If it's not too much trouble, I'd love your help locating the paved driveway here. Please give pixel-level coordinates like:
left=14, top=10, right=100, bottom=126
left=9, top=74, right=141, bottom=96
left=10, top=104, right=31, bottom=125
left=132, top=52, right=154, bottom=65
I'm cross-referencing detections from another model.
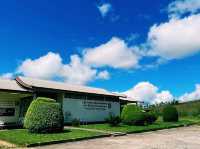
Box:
left=35, top=126, right=200, bottom=149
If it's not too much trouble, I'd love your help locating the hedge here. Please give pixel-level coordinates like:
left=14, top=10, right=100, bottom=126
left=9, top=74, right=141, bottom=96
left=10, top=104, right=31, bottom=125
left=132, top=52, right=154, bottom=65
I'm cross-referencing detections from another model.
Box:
left=163, top=105, right=179, bottom=122
left=24, top=97, right=64, bottom=133
left=121, top=104, right=145, bottom=125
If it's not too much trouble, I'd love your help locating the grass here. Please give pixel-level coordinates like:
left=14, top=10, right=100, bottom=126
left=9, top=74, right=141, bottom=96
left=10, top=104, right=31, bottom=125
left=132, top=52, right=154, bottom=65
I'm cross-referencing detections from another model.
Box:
left=181, top=117, right=200, bottom=125
left=0, top=118, right=199, bottom=147
left=80, top=118, right=197, bottom=133
left=0, top=129, right=105, bottom=147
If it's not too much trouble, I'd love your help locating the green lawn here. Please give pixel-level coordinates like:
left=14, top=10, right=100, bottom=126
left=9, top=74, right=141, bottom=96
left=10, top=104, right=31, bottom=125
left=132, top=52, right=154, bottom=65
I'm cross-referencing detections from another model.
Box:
left=80, top=119, right=197, bottom=133
left=181, top=117, right=200, bottom=123
left=0, top=118, right=198, bottom=147
left=0, top=129, right=105, bottom=147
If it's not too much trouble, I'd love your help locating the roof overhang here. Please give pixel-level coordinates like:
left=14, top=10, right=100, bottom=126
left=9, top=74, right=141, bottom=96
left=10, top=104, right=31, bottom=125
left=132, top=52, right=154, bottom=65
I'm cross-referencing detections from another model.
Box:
left=119, top=97, right=141, bottom=103
left=0, top=78, right=30, bottom=94
left=16, top=76, right=124, bottom=98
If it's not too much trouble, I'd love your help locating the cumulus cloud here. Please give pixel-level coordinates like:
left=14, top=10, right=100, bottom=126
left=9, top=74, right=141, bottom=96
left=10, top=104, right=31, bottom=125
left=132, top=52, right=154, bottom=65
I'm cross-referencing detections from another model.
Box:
left=83, top=37, right=140, bottom=69
left=16, top=37, right=141, bottom=84
left=97, top=3, right=112, bottom=17
left=154, top=90, right=174, bottom=103
left=179, top=84, right=200, bottom=102
left=60, top=55, right=97, bottom=85
left=147, top=14, right=200, bottom=60
left=17, top=52, right=109, bottom=85
left=17, top=52, right=63, bottom=80
left=124, top=82, right=158, bottom=103
left=122, top=81, right=200, bottom=104
left=0, top=73, right=14, bottom=80
left=168, top=0, right=200, bottom=18
left=123, top=82, right=174, bottom=104
left=14, top=1, right=200, bottom=83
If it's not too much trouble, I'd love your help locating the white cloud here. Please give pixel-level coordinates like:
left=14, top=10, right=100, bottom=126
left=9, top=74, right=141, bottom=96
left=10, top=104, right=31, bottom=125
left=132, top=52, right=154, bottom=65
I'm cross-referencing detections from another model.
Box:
left=124, top=82, right=158, bottom=103
left=154, top=90, right=174, bottom=103
left=168, top=0, right=200, bottom=18
left=60, top=55, right=98, bottom=85
left=97, top=70, right=110, bottom=80
left=0, top=73, right=14, bottom=80
left=179, top=84, right=200, bottom=102
left=83, top=37, right=140, bottom=69
left=17, top=52, right=111, bottom=85
left=147, top=14, right=200, bottom=60
left=123, top=82, right=174, bottom=104
left=139, top=0, right=200, bottom=64
left=97, top=3, right=112, bottom=17
left=17, top=52, right=63, bottom=80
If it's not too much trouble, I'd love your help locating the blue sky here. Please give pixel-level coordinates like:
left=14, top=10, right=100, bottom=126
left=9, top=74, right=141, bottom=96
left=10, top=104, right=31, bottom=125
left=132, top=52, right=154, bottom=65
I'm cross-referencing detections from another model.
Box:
left=1, top=0, right=200, bottom=103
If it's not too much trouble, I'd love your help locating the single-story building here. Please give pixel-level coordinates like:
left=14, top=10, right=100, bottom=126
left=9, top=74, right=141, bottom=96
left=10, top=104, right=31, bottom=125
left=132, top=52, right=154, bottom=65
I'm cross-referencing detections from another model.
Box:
left=0, top=76, right=126, bottom=126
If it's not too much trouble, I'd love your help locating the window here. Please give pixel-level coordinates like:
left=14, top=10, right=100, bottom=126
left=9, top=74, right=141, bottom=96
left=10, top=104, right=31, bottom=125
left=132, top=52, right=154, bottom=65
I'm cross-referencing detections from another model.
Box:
left=87, top=94, right=103, bottom=101
left=0, top=108, right=15, bottom=116
left=65, top=93, right=86, bottom=99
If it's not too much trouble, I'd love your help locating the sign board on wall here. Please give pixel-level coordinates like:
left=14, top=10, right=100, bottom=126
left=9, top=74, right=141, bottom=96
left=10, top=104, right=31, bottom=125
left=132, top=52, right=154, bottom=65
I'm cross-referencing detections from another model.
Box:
left=63, top=98, right=120, bottom=122
left=82, top=100, right=112, bottom=111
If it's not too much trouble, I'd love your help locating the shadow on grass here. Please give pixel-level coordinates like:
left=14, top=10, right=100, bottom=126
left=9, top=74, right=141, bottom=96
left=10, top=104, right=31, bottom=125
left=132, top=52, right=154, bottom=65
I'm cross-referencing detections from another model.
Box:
left=25, top=129, right=72, bottom=135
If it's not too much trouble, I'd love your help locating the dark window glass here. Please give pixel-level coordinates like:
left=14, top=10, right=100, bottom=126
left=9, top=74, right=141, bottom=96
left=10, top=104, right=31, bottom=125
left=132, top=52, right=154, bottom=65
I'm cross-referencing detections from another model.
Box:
left=0, top=108, right=15, bottom=116
left=65, top=93, right=86, bottom=99
left=87, top=95, right=103, bottom=100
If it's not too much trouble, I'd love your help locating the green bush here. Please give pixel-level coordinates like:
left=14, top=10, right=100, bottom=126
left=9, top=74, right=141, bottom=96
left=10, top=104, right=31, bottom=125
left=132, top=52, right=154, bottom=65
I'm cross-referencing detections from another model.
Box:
left=105, top=113, right=121, bottom=126
left=72, top=118, right=80, bottom=127
left=163, top=105, right=179, bottom=122
left=145, top=112, right=158, bottom=124
left=24, top=97, right=64, bottom=133
left=121, top=104, right=146, bottom=125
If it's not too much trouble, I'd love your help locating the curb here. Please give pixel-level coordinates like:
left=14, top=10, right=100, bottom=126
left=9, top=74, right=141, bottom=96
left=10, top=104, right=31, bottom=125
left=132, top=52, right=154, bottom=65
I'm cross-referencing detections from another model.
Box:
left=27, top=134, right=111, bottom=147
left=111, top=132, right=127, bottom=137
left=126, top=123, right=195, bottom=134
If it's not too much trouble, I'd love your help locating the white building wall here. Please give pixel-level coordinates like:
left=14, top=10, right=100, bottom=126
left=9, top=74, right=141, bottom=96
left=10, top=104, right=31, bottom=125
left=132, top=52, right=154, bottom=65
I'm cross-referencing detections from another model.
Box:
left=63, top=98, right=120, bottom=123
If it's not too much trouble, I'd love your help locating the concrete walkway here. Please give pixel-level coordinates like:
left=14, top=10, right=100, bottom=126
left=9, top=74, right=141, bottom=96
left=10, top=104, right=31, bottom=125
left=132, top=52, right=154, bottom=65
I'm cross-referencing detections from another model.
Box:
left=0, top=140, right=16, bottom=148
left=35, top=125, right=200, bottom=149
left=64, top=126, right=126, bottom=136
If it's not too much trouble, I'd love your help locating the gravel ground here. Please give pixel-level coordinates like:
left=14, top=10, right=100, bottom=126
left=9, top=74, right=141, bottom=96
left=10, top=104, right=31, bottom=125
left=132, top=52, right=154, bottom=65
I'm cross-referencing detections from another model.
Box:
left=35, top=126, right=200, bottom=149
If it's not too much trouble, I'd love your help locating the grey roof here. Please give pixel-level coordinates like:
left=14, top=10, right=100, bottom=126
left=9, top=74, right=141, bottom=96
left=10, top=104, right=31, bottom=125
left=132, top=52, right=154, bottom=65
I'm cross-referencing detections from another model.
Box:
left=0, top=78, right=28, bottom=92
left=16, top=76, right=125, bottom=97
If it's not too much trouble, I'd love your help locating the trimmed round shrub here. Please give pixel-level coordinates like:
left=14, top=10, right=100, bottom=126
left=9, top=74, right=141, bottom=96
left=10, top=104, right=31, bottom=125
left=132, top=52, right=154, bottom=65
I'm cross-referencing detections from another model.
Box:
left=163, top=105, right=179, bottom=122
left=24, top=97, right=64, bottom=133
left=121, top=104, right=146, bottom=126
left=145, top=112, right=158, bottom=124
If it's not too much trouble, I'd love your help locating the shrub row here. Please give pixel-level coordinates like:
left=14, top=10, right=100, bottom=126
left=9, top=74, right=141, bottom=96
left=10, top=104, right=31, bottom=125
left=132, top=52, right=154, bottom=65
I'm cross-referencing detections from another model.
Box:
left=111, top=104, right=179, bottom=127
left=25, top=97, right=179, bottom=133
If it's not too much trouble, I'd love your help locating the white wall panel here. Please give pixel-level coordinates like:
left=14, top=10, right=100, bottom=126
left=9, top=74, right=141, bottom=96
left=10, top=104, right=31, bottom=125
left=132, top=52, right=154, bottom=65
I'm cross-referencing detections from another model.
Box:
left=63, top=98, right=120, bottom=122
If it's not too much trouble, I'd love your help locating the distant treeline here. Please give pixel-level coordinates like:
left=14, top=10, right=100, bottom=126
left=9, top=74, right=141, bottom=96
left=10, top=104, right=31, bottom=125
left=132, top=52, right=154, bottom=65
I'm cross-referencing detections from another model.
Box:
left=149, top=100, right=200, bottom=117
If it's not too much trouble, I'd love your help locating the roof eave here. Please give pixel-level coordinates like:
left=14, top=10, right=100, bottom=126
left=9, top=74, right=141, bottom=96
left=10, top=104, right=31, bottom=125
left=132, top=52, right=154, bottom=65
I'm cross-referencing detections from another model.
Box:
left=15, top=77, right=33, bottom=90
